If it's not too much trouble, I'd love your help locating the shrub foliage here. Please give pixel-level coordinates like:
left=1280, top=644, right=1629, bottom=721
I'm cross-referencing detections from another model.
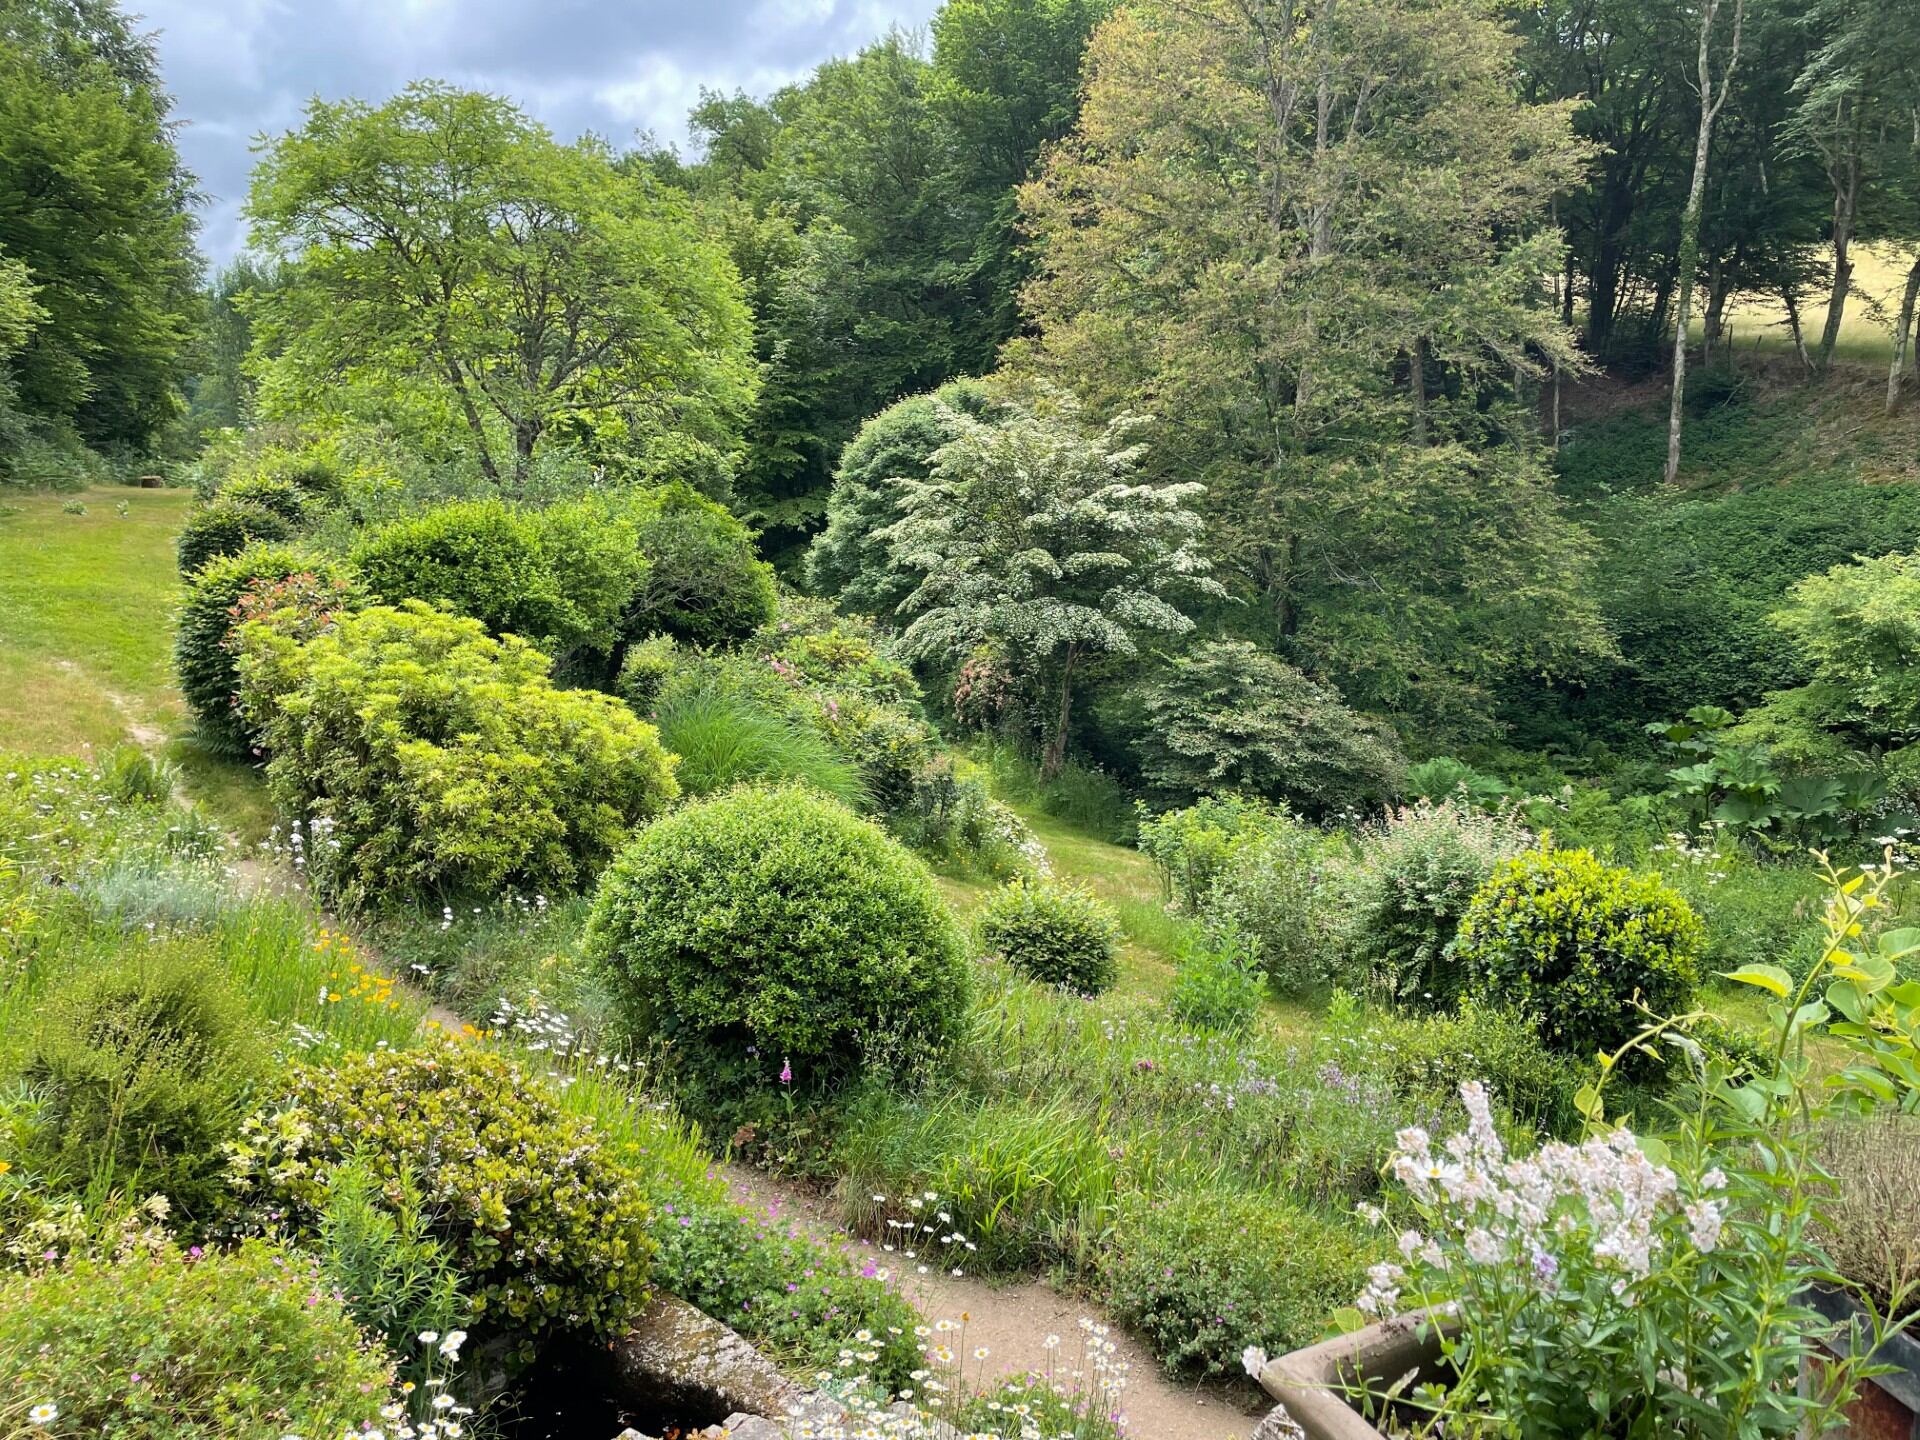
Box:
left=974, top=878, right=1121, bottom=994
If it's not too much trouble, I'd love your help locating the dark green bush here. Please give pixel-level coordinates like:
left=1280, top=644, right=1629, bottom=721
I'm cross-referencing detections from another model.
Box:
left=585, top=784, right=968, bottom=1090
left=1133, top=640, right=1406, bottom=815
left=1202, top=813, right=1346, bottom=992
left=240, top=602, right=679, bottom=909
left=620, top=482, right=777, bottom=648
left=1348, top=800, right=1533, bottom=1008
left=1098, top=1188, right=1376, bottom=1379
left=11, top=945, right=268, bottom=1223
left=0, top=1241, right=395, bottom=1436
left=216, top=471, right=308, bottom=525
left=175, top=542, right=358, bottom=756
left=231, top=1042, right=654, bottom=1358
left=974, top=879, right=1121, bottom=994
left=1456, top=848, right=1705, bottom=1060
left=175, top=497, right=294, bottom=576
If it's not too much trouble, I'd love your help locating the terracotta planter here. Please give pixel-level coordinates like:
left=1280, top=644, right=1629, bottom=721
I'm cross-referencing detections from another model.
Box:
left=1256, top=1313, right=1445, bottom=1440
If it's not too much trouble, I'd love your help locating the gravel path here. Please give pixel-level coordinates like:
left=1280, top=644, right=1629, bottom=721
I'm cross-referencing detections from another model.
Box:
left=721, top=1165, right=1263, bottom=1440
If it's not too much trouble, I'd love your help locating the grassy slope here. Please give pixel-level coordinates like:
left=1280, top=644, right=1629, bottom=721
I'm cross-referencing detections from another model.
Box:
left=1692, top=242, right=1916, bottom=367
left=0, top=486, right=188, bottom=751
left=0, top=484, right=275, bottom=835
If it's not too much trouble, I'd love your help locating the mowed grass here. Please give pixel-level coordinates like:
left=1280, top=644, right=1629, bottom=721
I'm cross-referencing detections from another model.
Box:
left=0, top=485, right=188, bottom=752
left=0, top=484, right=275, bottom=836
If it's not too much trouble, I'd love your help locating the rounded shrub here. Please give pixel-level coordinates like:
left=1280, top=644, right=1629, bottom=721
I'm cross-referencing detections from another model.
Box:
left=216, top=471, right=308, bottom=525
left=1455, top=847, right=1706, bottom=1059
left=621, top=482, right=777, bottom=648
left=240, top=602, right=679, bottom=909
left=0, top=1240, right=395, bottom=1437
left=175, top=497, right=293, bottom=576
left=585, top=784, right=968, bottom=1089
left=974, top=878, right=1120, bottom=994
left=1348, top=800, right=1533, bottom=1008
left=230, top=1042, right=654, bottom=1359
left=615, top=632, right=679, bottom=715
left=12, top=945, right=268, bottom=1224
left=351, top=498, right=569, bottom=644
left=1098, top=1188, right=1378, bottom=1379
left=175, top=542, right=358, bottom=756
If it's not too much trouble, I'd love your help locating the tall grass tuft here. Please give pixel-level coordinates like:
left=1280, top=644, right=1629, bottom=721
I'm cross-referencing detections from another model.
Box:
left=655, top=686, right=869, bottom=809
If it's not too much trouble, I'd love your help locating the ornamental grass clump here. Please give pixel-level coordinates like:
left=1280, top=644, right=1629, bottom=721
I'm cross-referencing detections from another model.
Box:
left=1455, top=847, right=1703, bottom=1061
left=974, top=878, right=1120, bottom=994
left=227, top=1041, right=655, bottom=1360
left=585, top=784, right=968, bottom=1095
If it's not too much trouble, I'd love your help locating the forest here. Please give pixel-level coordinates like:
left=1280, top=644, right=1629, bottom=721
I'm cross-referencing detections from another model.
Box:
left=3, top=0, right=1920, bottom=1437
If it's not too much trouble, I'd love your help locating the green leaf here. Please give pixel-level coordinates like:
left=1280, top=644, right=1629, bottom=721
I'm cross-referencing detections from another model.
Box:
left=1720, top=964, right=1792, bottom=998
left=1635, top=1135, right=1671, bottom=1167
left=1827, top=978, right=1865, bottom=1023
left=1877, top=928, right=1920, bottom=960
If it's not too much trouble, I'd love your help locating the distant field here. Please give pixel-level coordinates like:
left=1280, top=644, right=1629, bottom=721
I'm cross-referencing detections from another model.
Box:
left=0, top=485, right=189, bottom=753
left=1695, top=243, right=1917, bottom=367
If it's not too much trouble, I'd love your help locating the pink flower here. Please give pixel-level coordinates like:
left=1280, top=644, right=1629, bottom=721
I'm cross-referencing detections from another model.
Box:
left=779, top=1058, right=793, bottom=1086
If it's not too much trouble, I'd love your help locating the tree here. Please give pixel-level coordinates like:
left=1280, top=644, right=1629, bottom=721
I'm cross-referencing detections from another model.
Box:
left=1132, top=640, right=1406, bottom=814
left=248, top=83, right=755, bottom=487
left=1019, top=0, right=1609, bottom=741
left=805, top=377, right=994, bottom=615
left=883, top=397, right=1222, bottom=776
left=0, top=246, right=44, bottom=473
left=1665, top=0, right=1746, bottom=485
left=0, top=0, right=201, bottom=451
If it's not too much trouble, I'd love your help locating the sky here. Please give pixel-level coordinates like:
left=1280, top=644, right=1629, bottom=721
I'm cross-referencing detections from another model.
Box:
left=135, top=0, right=941, bottom=266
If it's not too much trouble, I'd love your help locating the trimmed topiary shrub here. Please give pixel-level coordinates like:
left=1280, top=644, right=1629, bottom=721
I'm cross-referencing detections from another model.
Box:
left=973, top=878, right=1120, bottom=994
left=1348, top=800, right=1533, bottom=1008
left=620, top=482, right=777, bottom=648
left=229, top=1042, right=654, bottom=1360
left=585, top=784, right=968, bottom=1091
left=175, top=542, right=358, bottom=756
left=239, top=602, right=679, bottom=909
left=0, top=1240, right=396, bottom=1436
left=350, top=498, right=569, bottom=645
left=11, top=944, right=268, bottom=1224
left=1455, top=847, right=1705, bottom=1060
left=216, top=471, right=308, bottom=525
left=1098, top=1188, right=1378, bottom=1379
left=175, top=497, right=293, bottom=576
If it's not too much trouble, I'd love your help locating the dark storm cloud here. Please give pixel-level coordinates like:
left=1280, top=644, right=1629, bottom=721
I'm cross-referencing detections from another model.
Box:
left=135, top=0, right=941, bottom=264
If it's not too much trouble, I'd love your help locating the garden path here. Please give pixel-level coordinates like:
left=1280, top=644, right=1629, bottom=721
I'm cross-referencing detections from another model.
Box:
left=721, top=1163, right=1264, bottom=1440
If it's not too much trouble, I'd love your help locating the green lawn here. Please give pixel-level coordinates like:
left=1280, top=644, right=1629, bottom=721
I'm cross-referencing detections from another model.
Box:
left=0, top=485, right=189, bottom=752
left=0, top=484, right=275, bottom=836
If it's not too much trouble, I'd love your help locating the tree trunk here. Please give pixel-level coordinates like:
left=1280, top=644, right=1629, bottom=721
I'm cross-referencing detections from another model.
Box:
left=1408, top=336, right=1430, bottom=446
left=512, top=419, right=540, bottom=487
left=1041, top=647, right=1078, bottom=781
left=1890, top=254, right=1920, bottom=414
left=1817, top=157, right=1860, bottom=373
left=1782, top=285, right=1814, bottom=371
left=1703, top=258, right=1731, bottom=366
left=1667, top=0, right=1743, bottom=486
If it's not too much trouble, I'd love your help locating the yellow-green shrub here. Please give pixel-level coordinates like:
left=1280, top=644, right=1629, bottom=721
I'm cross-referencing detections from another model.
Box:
left=240, top=602, right=677, bottom=909
left=1456, top=848, right=1704, bottom=1059
left=229, top=1042, right=654, bottom=1358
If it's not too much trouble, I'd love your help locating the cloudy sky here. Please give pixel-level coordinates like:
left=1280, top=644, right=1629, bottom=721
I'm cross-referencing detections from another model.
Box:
left=135, top=0, right=940, bottom=265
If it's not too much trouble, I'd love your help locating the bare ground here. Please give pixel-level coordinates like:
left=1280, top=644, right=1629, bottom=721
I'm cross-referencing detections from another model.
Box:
left=721, top=1164, right=1265, bottom=1440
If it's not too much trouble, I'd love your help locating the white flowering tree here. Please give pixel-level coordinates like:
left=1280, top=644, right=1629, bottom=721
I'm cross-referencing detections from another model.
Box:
left=881, top=398, right=1222, bottom=777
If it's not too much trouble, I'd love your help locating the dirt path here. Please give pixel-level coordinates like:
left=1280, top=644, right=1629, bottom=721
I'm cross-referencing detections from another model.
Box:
left=722, top=1165, right=1262, bottom=1440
